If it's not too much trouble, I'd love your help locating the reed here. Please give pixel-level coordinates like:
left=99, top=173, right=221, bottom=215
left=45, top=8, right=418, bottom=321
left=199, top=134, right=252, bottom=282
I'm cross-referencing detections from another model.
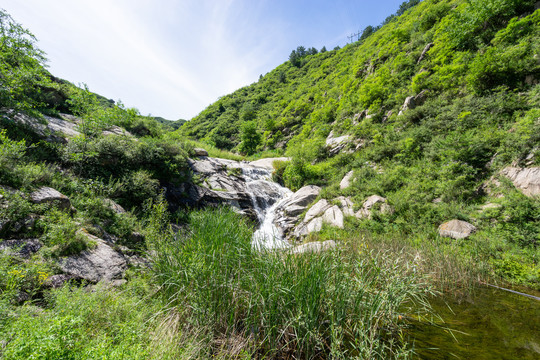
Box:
left=148, top=205, right=434, bottom=359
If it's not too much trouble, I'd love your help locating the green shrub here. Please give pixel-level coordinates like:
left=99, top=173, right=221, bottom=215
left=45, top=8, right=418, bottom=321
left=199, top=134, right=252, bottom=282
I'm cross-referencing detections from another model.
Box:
left=41, top=210, right=93, bottom=257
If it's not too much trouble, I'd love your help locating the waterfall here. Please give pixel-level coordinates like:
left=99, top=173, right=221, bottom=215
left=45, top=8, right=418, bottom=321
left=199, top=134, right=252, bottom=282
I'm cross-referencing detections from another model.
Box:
left=241, top=165, right=293, bottom=249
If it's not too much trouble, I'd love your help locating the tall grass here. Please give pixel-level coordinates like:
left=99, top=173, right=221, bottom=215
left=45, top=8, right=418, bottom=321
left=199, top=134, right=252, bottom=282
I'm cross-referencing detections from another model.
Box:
left=148, top=204, right=434, bottom=359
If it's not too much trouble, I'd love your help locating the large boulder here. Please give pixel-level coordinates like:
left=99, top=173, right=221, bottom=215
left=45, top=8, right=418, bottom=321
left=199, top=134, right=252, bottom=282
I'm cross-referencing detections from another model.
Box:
left=290, top=240, right=337, bottom=254
left=340, top=171, right=354, bottom=190
left=335, top=196, right=355, bottom=216
left=500, top=167, right=540, bottom=197
left=322, top=205, right=344, bottom=229
left=274, top=185, right=321, bottom=236
left=304, top=199, right=331, bottom=223
left=56, top=234, right=127, bottom=283
left=438, top=220, right=476, bottom=239
left=30, top=187, right=71, bottom=210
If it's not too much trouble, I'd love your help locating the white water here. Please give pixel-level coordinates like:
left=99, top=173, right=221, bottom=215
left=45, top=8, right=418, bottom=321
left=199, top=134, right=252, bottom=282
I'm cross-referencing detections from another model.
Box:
left=241, top=166, right=293, bottom=249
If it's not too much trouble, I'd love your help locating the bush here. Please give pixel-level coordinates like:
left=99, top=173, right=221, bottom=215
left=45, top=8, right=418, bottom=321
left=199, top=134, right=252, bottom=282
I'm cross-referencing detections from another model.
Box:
left=41, top=210, right=93, bottom=257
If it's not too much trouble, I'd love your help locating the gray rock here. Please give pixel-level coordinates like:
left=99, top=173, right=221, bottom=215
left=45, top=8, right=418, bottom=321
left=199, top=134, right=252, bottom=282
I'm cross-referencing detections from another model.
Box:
left=294, top=217, right=324, bottom=237
left=30, top=187, right=71, bottom=210
left=290, top=240, right=337, bottom=254
left=326, top=130, right=352, bottom=156
left=500, top=167, right=540, bottom=197
left=340, top=171, right=354, bottom=190
left=438, top=220, right=476, bottom=239
left=104, top=199, right=126, bottom=214
left=335, top=196, right=355, bottom=216
left=274, top=185, right=321, bottom=237
left=46, top=274, right=78, bottom=288
left=417, top=43, right=434, bottom=64
left=57, top=235, right=127, bottom=283
left=0, top=239, right=42, bottom=258
left=248, top=157, right=290, bottom=170
left=304, top=199, right=331, bottom=223
left=355, top=195, right=392, bottom=219
left=322, top=205, right=344, bottom=229
left=193, top=147, right=209, bottom=157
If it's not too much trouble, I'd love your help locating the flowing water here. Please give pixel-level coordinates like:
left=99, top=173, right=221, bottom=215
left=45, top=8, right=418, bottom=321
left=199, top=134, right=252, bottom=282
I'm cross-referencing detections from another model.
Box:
left=241, top=165, right=292, bottom=249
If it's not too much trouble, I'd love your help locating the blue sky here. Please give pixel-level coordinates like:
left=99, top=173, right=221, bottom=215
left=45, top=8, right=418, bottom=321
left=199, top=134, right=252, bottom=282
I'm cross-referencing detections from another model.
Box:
left=2, top=0, right=406, bottom=120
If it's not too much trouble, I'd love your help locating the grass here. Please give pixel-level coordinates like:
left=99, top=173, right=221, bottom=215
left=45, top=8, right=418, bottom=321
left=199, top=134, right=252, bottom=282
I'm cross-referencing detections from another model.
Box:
left=148, top=205, right=435, bottom=359
left=186, top=139, right=245, bottom=161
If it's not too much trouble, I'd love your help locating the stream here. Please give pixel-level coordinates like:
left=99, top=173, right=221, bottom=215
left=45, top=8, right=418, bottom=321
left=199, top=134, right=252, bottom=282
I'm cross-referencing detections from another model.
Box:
left=241, top=165, right=292, bottom=250
left=238, top=162, right=540, bottom=359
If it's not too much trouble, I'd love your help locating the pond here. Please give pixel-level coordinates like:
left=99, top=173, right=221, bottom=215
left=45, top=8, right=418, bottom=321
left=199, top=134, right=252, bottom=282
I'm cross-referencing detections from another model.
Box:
left=409, top=285, right=540, bottom=359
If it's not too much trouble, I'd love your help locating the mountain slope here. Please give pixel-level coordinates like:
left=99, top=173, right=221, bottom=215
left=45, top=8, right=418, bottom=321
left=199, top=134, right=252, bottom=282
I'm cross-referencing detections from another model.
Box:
left=181, top=0, right=540, bottom=287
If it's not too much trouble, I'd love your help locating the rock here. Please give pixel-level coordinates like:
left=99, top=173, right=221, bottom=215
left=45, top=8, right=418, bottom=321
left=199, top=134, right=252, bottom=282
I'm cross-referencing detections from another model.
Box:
left=398, top=96, right=415, bottom=116
left=46, top=274, right=77, bottom=288
left=322, top=206, right=344, bottom=229
left=56, top=234, right=127, bottom=283
left=293, top=217, right=324, bottom=237
left=335, top=196, right=355, bottom=216
left=248, top=157, right=290, bottom=170
left=438, top=220, right=476, bottom=239
left=355, top=195, right=392, bottom=219
left=0, top=239, right=42, bottom=258
left=193, top=147, right=209, bottom=157
left=326, top=130, right=352, bottom=156
left=280, top=185, right=321, bottom=209
left=340, top=171, right=354, bottom=190
left=30, top=187, right=71, bottom=210
left=304, top=199, right=331, bottom=223
left=104, top=199, right=126, bottom=214
left=417, top=43, right=434, bottom=64
left=500, top=167, right=540, bottom=197
left=130, top=232, right=145, bottom=245
left=290, top=240, right=337, bottom=254
left=274, top=185, right=322, bottom=237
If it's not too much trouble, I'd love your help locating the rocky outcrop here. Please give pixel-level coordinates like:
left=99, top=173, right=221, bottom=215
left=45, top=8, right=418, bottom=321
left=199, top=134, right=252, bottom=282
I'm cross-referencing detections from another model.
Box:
left=290, top=240, right=337, bottom=254
left=438, top=220, right=476, bottom=239
left=291, top=196, right=354, bottom=238
left=0, top=239, right=42, bottom=258
left=56, top=234, right=127, bottom=283
left=166, top=157, right=289, bottom=222
left=326, top=130, right=352, bottom=156
left=500, top=167, right=540, bottom=197
left=30, top=187, right=71, bottom=210
left=273, top=185, right=321, bottom=237
left=417, top=43, right=434, bottom=64
left=340, top=171, right=354, bottom=190
left=7, top=110, right=132, bottom=143
left=355, top=195, right=393, bottom=219
left=193, top=148, right=209, bottom=157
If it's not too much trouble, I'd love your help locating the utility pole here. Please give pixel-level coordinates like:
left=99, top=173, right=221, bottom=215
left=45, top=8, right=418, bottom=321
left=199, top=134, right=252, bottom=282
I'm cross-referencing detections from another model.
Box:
left=347, top=31, right=362, bottom=43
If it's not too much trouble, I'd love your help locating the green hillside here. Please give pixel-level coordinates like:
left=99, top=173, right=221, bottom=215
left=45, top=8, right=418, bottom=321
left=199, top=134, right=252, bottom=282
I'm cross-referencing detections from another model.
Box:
left=182, top=0, right=540, bottom=286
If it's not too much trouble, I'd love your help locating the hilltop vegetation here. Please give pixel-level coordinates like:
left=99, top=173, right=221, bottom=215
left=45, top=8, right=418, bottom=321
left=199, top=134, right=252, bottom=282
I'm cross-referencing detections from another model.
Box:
left=182, top=0, right=540, bottom=288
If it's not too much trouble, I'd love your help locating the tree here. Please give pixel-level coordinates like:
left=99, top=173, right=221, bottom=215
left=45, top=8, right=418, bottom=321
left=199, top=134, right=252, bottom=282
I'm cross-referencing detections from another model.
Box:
left=238, top=121, right=261, bottom=155
left=0, top=9, right=49, bottom=111
left=359, top=25, right=375, bottom=42
left=320, top=46, right=327, bottom=53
